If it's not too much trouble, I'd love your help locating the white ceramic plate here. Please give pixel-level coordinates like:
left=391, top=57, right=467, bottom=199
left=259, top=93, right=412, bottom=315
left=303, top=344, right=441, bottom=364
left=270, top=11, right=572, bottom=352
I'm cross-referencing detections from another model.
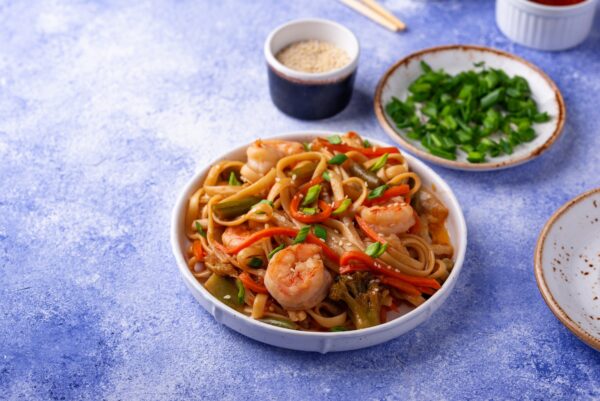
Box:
left=535, top=188, right=600, bottom=351
left=374, top=45, right=566, bottom=171
left=171, top=131, right=467, bottom=353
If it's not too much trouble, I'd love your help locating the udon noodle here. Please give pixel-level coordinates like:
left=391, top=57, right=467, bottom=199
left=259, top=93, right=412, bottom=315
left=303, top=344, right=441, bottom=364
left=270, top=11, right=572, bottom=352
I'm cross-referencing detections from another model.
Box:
left=185, top=132, right=454, bottom=331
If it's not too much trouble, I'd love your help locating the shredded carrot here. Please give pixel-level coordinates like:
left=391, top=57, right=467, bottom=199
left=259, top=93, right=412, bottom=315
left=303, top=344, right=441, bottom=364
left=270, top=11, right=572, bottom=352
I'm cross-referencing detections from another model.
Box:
left=339, top=263, right=371, bottom=274
left=192, top=240, right=204, bottom=261
left=224, top=227, right=339, bottom=263
left=380, top=277, right=421, bottom=296
left=417, top=286, right=436, bottom=295
left=339, top=250, right=441, bottom=290
left=239, top=272, right=269, bottom=294
left=372, top=262, right=441, bottom=289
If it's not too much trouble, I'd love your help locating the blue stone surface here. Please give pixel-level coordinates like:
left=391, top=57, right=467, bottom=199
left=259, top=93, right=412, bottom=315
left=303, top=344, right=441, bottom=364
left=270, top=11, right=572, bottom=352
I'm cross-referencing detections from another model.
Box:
left=1, top=0, right=599, bottom=399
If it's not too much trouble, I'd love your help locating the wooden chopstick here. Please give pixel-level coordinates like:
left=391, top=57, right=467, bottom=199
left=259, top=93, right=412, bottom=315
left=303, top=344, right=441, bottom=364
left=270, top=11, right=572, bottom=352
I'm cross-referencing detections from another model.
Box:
left=361, top=0, right=406, bottom=31
left=339, top=0, right=399, bottom=32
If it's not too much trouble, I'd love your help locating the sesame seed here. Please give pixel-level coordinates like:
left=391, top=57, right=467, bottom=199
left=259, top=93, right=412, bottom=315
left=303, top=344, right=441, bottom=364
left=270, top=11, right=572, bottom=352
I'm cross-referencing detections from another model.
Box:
left=223, top=295, right=231, bottom=300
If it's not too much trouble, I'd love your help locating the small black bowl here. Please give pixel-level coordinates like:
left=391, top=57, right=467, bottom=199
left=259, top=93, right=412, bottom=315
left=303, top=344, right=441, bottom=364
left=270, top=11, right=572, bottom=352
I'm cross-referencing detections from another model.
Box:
left=264, top=19, right=360, bottom=120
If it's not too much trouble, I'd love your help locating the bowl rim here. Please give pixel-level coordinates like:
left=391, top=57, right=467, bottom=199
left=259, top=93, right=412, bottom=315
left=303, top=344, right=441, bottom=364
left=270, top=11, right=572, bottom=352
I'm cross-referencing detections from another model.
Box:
left=504, top=0, right=598, bottom=14
left=171, top=130, right=467, bottom=339
left=263, top=18, right=360, bottom=83
left=373, top=44, right=566, bottom=172
left=534, top=187, right=600, bottom=351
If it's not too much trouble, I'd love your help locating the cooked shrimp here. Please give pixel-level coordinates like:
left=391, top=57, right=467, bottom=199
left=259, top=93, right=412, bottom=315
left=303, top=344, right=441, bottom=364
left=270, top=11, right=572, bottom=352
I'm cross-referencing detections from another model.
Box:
left=221, top=224, right=253, bottom=249
left=222, top=225, right=265, bottom=269
left=241, top=140, right=303, bottom=179
left=264, top=244, right=333, bottom=311
left=360, top=198, right=416, bottom=235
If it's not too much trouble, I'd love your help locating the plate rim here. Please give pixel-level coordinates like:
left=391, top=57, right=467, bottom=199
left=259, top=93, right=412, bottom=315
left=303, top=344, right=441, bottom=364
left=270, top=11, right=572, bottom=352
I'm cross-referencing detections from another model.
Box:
left=373, top=44, right=567, bottom=171
left=170, top=130, right=467, bottom=349
left=534, top=187, right=600, bottom=351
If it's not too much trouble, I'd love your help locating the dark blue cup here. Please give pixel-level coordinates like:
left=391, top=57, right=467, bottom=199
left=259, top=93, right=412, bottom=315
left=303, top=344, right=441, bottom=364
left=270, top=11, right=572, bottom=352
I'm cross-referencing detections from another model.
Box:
left=264, top=19, right=360, bottom=120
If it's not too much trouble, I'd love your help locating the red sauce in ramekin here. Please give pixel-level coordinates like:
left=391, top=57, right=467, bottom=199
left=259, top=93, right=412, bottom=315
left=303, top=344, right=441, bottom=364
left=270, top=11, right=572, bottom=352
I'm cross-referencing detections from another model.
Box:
left=529, top=0, right=587, bottom=5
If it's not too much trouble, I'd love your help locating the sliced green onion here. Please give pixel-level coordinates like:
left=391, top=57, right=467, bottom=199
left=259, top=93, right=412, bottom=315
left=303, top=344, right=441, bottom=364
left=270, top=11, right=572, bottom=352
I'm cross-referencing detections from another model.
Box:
left=259, top=318, right=298, bottom=330
left=314, top=225, right=327, bottom=241
left=228, top=171, right=241, bottom=186
left=322, top=170, right=331, bottom=182
left=332, top=198, right=352, bottom=215
left=212, top=196, right=262, bottom=220
left=467, top=151, right=485, bottom=163
left=257, top=199, right=273, bottom=207
left=235, top=278, right=245, bottom=305
left=327, top=135, right=342, bottom=144
left=369, top=153, right=389, bottom=172
left=363, top=139, right=372, bottom=148
left=268, top=244, right=285, bottom=259
left=300, top=207, right=317, bottom=215
left=248, top=257, right=263, bottom=268
left=480, top=88, right=504, bottom=109
left=328, top=154, right=348, bottom=165
left=302, top=142, right=311, bottom=151
left=293, top=226, right=310, bottom=244
left=367, top=184, right=389, bottom=200
left=302, top=184, right=321, bottom=206
left=365, top=242, right=388, bottom=258
left=330, top=326, right=348, bottom=332
left=384, top=64, right=548, bottom=164
left=195, top=221, right=207, bottom=237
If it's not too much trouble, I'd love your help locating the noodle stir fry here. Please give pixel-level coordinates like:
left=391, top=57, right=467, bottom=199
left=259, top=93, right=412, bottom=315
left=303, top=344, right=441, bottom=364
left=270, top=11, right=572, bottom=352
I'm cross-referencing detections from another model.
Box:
left=185, top=132, right=454, bottom=331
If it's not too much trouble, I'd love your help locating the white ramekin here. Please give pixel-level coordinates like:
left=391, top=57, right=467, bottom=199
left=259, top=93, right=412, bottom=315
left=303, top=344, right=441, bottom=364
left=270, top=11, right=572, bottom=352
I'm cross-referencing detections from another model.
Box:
left=496, top=0, right=598, bottom=51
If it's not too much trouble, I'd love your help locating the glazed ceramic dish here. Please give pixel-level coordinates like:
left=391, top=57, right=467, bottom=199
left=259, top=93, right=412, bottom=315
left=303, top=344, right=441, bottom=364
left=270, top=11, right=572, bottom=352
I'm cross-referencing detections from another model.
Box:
left=535, top=188, right=600, bottom=351
left=374, top=45, right=566, bottom=171
left=171, top=131, right=467, bottom=353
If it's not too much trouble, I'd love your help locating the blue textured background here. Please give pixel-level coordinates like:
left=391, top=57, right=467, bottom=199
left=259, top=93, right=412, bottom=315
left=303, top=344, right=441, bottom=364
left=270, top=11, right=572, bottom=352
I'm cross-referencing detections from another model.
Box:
left=1, top=0, right=599, bottom=399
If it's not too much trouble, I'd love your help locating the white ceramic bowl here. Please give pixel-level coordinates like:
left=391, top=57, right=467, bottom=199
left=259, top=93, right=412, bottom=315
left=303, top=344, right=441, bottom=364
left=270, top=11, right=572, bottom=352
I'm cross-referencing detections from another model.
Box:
left=171, top=131, right=467, bottom=353
left=496, top=0, right=598, bottom=51
left=374, top=45, right=566, bottom=171
left=535, top=188, right=600, bottom=351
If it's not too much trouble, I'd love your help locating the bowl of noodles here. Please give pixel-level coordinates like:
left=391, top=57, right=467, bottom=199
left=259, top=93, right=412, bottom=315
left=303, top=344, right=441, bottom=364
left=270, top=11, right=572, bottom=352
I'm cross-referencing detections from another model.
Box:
left=171, top=131, right=467, bottom=352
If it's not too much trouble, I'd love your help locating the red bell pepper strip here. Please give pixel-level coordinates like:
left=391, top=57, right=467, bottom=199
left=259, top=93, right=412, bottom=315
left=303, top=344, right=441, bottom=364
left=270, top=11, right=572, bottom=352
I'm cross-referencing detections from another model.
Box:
left=239, top=272, right=269, bottom=294
left=363, top=184, right=411, bottom=206
left=290, top=197, right=332, bottom=224
left=288, top=176, right=332, bottom=223
left=355, top=215, right=387, bottom=244
left=315, top=138, right=400, bottom=158
left=223, top=227, right=339, bottom=263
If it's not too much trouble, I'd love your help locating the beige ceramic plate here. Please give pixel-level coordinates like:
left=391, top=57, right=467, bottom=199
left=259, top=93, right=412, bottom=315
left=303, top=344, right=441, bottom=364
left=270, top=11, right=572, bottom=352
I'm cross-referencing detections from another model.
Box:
left=374, top=45, right=566, bottom=171
left=535, top=188, right=600, bottom=351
